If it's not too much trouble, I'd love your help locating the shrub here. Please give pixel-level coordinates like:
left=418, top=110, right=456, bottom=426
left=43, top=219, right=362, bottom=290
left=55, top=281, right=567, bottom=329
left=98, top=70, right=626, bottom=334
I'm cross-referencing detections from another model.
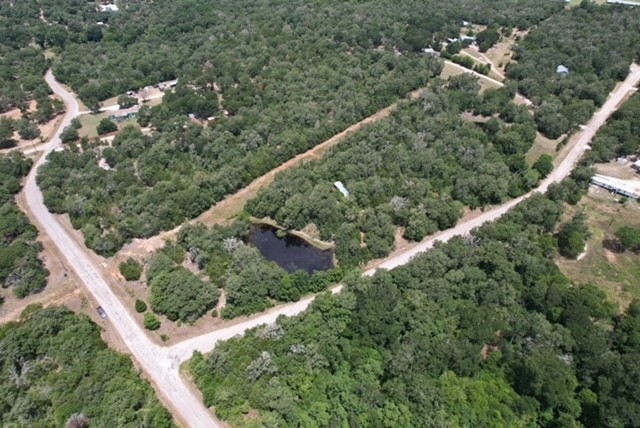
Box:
left=119, top=258, right=143, bottom=281
left=135, top=299, right=148, bottom=313
left=60, top=126, right=79, bottom=144
left=615, top=226, right=640, bottom=251
left=97, top=118, right=117, bottom=135
left=143, top=312, right=161, bottom=330
left=533, top=154, right=554, bottom=178
left=558, top=214, right=589, bottom=259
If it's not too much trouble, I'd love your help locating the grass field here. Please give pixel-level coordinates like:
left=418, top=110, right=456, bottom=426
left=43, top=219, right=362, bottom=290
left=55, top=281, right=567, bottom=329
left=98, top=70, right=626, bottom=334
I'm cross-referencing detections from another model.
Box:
left=557, top=187, right=640, bottom=309
left=440, top=61, right=502, bottom=92
left=78, top=112, right=141, bottom=139
left=526, top=133, right=563, bottom=166
left=78, top=112, right=106, bottom=138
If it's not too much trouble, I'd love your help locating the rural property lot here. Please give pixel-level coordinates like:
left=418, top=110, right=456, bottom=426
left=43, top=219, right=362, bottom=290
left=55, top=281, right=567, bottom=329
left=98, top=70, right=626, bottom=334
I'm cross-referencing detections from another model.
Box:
left=17, top=61, right=640, bottom=427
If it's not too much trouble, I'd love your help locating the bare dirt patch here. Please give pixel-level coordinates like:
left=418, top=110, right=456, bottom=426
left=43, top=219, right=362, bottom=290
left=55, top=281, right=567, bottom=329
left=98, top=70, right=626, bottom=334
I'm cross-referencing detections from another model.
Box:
left=595, top=161, right=640, bottom=180
left=0, top=108, right=23, bottom=120
left=604, top=248, right=618, bottom=264
left=0, top=106, right=64, bottom=156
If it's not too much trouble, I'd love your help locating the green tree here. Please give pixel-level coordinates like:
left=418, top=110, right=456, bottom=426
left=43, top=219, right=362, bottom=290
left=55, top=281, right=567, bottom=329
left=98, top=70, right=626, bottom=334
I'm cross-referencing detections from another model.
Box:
left=0, top=118, right=15, bottom=149
left=558, top=213, right=589, bottom=259
left=615, top=226, right=640, bottom=251
left=144, top=312, right=161, bottom=330
left=97, top=118, right=118, bottom=135
left=119, top=258, right=143, bottom=280
left=135, top=299, right=148, bottom=313
left=16, top=119, right=41, bottom=140
left=150, top=268, right=219, bottom=322
left=117, top=94, right=138, bottom=109
left=0, top=307, right=173, bottom=426
left=60, top=125, right=79, bottom=144
left=533, top=154, right=554, bottom=178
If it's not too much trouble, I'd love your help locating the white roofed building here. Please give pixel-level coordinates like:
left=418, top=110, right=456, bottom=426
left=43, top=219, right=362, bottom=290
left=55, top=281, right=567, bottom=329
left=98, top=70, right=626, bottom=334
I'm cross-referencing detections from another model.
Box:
left=334, top=181, right=350, bottom=198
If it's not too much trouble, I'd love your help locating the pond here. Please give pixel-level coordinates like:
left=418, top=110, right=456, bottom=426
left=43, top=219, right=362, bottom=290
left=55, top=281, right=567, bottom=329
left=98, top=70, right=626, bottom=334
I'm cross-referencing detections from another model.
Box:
left=249, top=224, right=334, bottom=274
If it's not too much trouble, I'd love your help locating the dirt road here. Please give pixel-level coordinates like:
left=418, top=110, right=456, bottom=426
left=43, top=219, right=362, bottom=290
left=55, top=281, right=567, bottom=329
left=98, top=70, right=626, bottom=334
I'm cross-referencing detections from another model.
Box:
left=167, top=63, right=640, bottom=362
left=119, top=85, right=429, bottom=256
left=23, top=71, right=222, bottom=428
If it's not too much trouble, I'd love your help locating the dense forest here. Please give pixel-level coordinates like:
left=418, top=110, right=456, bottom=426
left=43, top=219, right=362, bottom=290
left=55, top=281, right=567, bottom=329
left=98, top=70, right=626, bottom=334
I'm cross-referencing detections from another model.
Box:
left=190, top=177, right=640, bottom=427
left=0, top=0, right=78, bottom=147
left=50, top=0, right=563, bottom=106
left=0, top=305, right=174, bottom=427
left=142, top=221, right=343, bottom=321
left=31, top=0, right=566, bottom=256
left=0, top=153, right=48, bottom=303
left=507, top=2, right=640, bottom=138
left=247, top=77, right=540, bottom=266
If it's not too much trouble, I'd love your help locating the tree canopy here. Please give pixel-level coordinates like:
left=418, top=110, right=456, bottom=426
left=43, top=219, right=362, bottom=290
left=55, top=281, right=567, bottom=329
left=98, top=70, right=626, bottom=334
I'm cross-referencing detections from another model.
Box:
left=0, top=153, right=49, bottom=301
left=190, top=183, right=635, bottom=428
left=32, top=0, right=570, bottom=256
left=0, top=306, right=174, bottom=427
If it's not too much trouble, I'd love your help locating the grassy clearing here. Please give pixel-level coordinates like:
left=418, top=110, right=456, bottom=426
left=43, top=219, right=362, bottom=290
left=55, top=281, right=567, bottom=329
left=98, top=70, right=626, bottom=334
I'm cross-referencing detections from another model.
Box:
left=460, top=49, right=505, bottom=82
left=526, top=132, right=562, bottom=165
left=78, top=113, right=105, bottom=138
left=78, top=111, right=140, bottom=139
left=440, top=61, right=502, bottom=92
left=556, top=187, right=640, bottom=309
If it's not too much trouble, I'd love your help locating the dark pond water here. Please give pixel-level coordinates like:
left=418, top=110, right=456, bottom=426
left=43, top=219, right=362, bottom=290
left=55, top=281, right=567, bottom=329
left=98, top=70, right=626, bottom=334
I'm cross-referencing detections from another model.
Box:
left=249, top=225, right=334, bottom=274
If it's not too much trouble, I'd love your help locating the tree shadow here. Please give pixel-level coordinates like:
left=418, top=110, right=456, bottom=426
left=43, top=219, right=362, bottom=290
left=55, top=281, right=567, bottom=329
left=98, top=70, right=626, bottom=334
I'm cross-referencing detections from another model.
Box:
left=602, top=238, right=624, bottom=254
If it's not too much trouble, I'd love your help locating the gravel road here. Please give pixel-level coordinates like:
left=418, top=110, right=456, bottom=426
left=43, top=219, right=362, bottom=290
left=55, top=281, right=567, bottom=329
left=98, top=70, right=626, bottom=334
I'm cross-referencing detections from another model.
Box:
left=25, top=71, right=222, bottom=428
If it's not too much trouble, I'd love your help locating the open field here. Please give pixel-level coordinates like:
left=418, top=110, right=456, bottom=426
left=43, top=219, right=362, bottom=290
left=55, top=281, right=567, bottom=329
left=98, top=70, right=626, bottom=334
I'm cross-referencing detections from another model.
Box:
left=77, top=98, right=161, bottom=139
left=557, top=186, right=640, bottom=309
left=526, top=132, right=564, bottom=165
left=460, top=48, right=505, bottom=81
left=440, top=61, right=503, bottom=92
left=78, top=111, right=106, bottom=138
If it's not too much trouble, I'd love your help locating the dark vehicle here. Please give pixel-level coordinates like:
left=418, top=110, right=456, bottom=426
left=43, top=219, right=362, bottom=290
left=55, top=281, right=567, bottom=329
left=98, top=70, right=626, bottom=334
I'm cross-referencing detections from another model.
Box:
left=96, top=306, right=107, bottom=319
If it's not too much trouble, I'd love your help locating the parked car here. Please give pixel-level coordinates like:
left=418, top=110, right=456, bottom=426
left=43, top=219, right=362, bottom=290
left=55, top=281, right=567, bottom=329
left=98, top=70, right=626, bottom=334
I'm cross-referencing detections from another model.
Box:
left=96, top=306, right=107, bottom=319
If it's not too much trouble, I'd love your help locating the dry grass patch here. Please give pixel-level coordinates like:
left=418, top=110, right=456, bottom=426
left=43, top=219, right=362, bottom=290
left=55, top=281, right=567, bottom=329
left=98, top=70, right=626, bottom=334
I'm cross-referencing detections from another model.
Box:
left=556, top=187, right=640, bottom=309
left=526, top=132, right=563, bottom=165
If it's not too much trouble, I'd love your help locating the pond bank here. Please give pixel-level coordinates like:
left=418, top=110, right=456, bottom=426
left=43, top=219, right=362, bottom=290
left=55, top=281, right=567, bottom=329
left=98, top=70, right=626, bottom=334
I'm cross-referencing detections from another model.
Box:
left=248, top=221, right=335, bottom=275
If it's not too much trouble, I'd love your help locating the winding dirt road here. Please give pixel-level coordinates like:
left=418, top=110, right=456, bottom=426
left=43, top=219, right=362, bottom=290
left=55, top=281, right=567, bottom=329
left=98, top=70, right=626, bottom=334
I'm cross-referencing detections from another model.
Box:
left=24, top=72, right=222, bottom=428
left=22, top=64, right=640, bottom=427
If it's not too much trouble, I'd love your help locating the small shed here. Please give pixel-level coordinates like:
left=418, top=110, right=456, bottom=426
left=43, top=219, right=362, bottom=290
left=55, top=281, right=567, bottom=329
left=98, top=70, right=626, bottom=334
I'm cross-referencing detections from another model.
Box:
left=99, top=4, right=119, bottom=12
left=334, top=181, right=350, bottom=198
left=632, top=160, right=640, bottom=172
left=556, top=65, right=570, bottom=76
left=158, top=79, right=178, bottom=91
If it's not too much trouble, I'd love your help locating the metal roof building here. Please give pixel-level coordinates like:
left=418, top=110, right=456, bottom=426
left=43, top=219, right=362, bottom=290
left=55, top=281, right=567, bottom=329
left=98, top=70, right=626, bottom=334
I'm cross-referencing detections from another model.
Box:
left=591, top=174, right=640, bottom=199
left=334, top=181, right=350, bottom=198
